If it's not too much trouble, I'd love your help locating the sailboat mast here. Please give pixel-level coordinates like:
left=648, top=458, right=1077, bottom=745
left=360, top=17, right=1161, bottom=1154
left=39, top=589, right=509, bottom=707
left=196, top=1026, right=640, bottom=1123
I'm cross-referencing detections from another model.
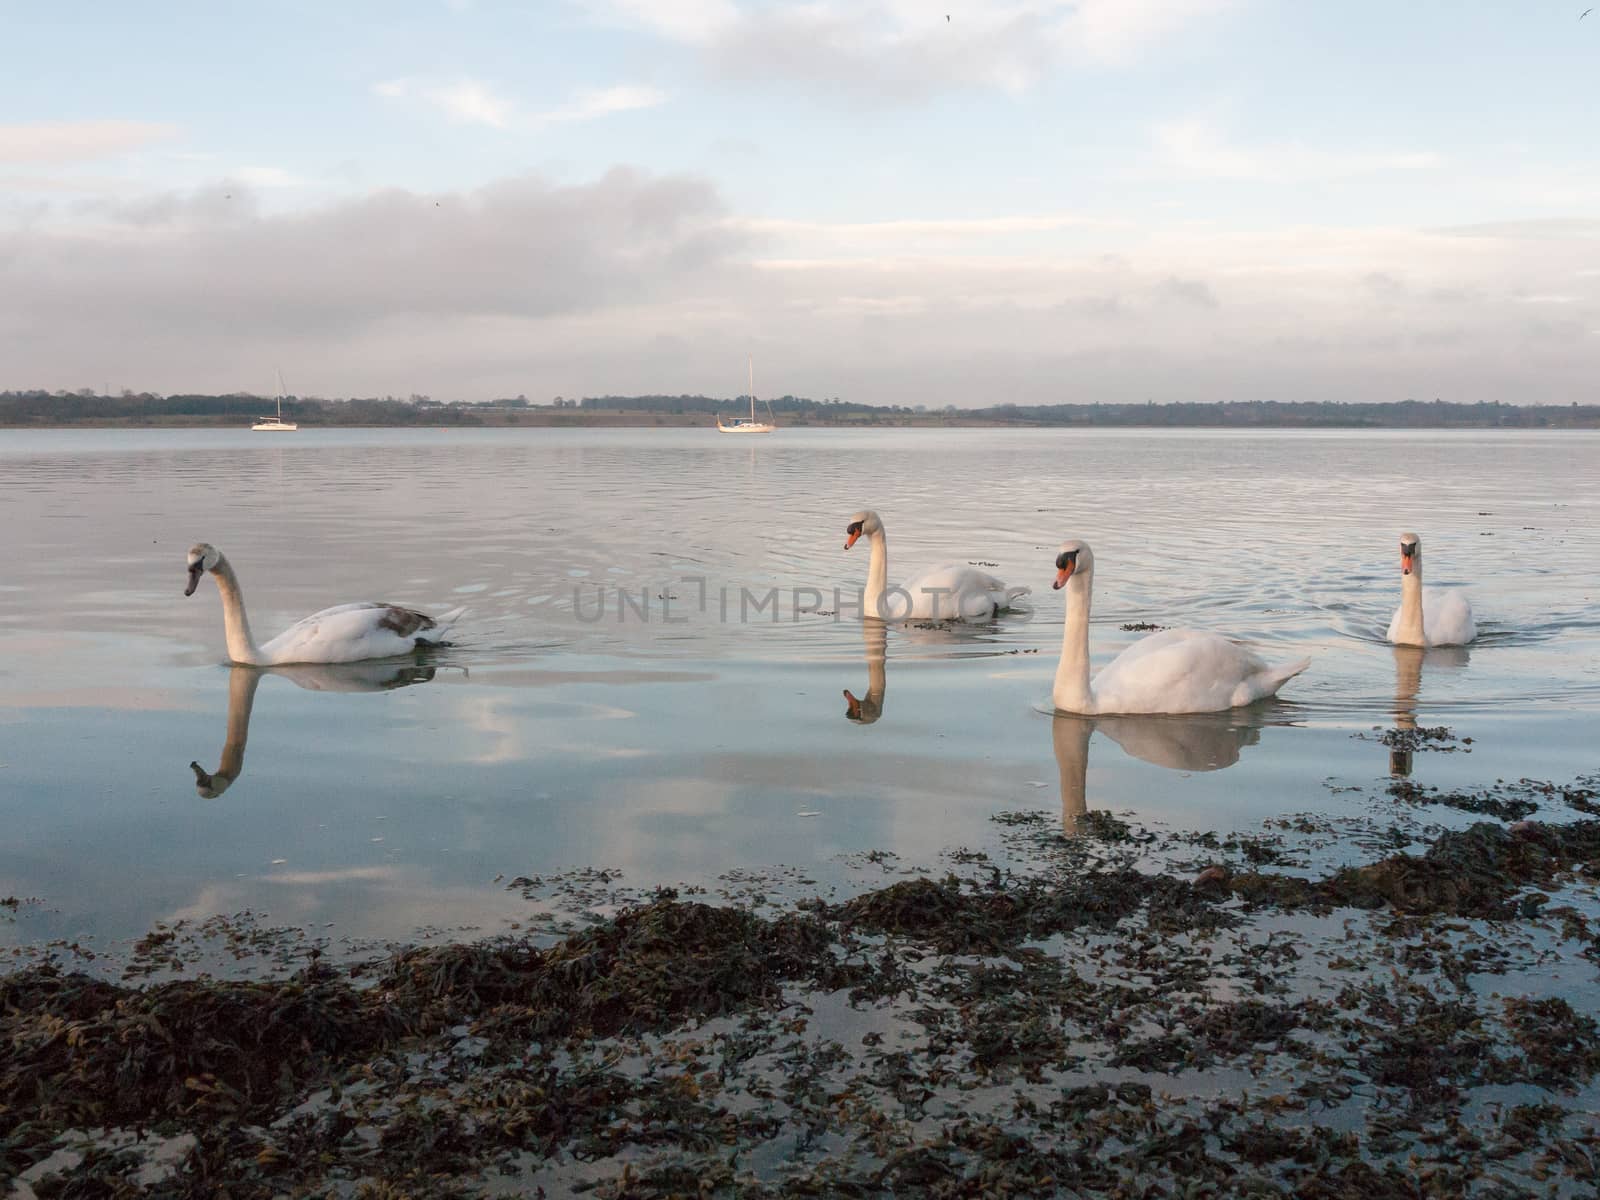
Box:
left=748, top=357, right=755, bottom=423
left=276, top=369, right=286, bottom=422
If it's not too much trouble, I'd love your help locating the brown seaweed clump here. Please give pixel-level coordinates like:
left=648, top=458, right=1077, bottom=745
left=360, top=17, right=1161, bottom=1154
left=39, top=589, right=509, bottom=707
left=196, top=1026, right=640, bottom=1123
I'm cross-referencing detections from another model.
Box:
left=9, top=802, right=1600, bottom=1197
left=1227, top=818, right=1600, bottom=917
left=3, top=900, right=842, bottom=1148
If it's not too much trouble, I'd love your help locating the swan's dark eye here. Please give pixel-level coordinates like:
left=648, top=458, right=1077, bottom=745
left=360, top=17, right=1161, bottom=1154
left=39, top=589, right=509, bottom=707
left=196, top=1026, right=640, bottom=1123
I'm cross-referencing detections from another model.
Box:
left=846, top=521, right=863, bottom=536
left=1401, top=542, right=1417, bottom=556
left=1055, top=549, right=1079, bottom=570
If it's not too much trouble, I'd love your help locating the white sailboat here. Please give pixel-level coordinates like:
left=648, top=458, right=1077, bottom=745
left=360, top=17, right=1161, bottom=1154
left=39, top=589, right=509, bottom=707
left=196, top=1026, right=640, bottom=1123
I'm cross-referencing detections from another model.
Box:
left=252, top=370, right=299, bottom=432
left=716, top=358, right=776, bottom=434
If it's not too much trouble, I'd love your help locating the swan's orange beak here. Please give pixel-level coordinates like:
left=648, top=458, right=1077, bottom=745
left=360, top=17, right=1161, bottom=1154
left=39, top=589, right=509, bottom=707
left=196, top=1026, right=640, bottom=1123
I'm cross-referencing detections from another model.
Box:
left=844, top=530, right=861, bottom=550
left=1401, top=553, right=1413, bottom=576
left=843, top=688, right=862, bottom=719
left=185, top=563, right=204, bottom=596
left=1053, top=563, right=1075, bottom=590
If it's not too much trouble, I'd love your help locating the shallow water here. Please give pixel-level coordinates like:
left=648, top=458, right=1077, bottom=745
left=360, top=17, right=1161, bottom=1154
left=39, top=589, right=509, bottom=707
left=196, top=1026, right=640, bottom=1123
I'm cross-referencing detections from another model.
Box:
left=2, top=427, right=1597, bottom=961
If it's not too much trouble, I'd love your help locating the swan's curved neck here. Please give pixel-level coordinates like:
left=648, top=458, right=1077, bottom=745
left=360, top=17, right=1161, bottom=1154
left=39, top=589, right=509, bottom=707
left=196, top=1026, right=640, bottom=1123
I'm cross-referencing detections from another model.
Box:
left=212, top=556, right=264, bottom=665
left=1395, top=562, right=1425, bottom=646
left=862, top=528, right=890, bottom=620
left=1052, top=571, right=1094, bottom=714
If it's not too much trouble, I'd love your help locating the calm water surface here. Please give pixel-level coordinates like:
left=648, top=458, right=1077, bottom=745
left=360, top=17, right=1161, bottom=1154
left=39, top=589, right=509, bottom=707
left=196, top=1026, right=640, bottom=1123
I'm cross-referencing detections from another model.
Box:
left=3, top=427, right=1597, bottom=963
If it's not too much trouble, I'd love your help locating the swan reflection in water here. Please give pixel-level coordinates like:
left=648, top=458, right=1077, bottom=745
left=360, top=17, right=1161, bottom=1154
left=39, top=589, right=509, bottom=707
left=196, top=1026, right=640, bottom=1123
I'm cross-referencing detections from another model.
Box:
left=1387, top=644, right=1471, bottom=777
left=1052, top=707, right=1277, bottom=835
left=190, top=660, right=440, bottom=797
left=842, top=619, right=888, bottom=724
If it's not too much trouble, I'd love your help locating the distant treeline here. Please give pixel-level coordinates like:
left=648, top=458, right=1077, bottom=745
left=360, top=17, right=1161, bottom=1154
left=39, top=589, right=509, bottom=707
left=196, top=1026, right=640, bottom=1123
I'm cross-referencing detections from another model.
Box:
left=580, top=393, right=904, bottom=418
left=967, top=399, right=1600, bottom=428
left=575, top=394, right=1600, bottom=427
left=3, top=389, right=1598, bottom=428
left=0, top=390, right=485, bottom=426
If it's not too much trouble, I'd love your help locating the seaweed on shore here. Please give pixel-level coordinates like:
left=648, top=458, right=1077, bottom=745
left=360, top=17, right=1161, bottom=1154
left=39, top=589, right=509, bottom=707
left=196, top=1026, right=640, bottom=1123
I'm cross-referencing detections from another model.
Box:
left=10, top=798, right=1600, bottom=1198
left=1385, top=777, right=1538, bottom=820
left=1225, top=818, right=1600, bottom=917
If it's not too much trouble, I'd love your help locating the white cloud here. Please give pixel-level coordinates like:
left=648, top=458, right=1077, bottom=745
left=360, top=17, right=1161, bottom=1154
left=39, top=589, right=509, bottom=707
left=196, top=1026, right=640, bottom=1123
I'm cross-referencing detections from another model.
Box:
left=0, top=173, right=134, bottom=194
left=4, top=167, right=741, bottom=335
left=5, top=170, right=1595, bottom=407
left=574, top=0, right=1244, bottom=99
left=230, top=166, right=305, bottom=189
left=706, top=6, right=1060, bottom=99
left=429, top=79, right=516, bottom=128
left=580, top=0, right=740, bottom=42
left=737, top=212, right=1124, bottom=261
left=1064, top=0, right=1241, bottom=64
left=744, top=213, right=1118, bottom=238
left=1153, top=117, right=1442, bottom=182
left=373, top=77, right=665, bottom=130
left=1437, top=218, right=1600, bottom=241
left=0, top=119, right=178, bottom=164
left=532, top=85, right=668, bottom=126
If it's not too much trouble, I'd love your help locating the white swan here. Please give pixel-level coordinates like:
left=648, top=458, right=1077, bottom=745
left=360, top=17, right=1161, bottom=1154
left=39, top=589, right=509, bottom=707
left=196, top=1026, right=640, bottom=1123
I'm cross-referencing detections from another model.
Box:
left=185, top=543, right=464, bottom=665
left=843, top=510, right=1029, bottom=622
left=1385, top=531, right=1476, bottom=647
left=1049, top=539, right=1310, bottom=714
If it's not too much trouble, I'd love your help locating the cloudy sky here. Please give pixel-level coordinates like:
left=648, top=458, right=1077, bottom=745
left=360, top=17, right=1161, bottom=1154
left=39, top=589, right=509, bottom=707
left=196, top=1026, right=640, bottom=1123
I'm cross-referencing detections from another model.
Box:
left=3, top=0, right=1597, bottom=406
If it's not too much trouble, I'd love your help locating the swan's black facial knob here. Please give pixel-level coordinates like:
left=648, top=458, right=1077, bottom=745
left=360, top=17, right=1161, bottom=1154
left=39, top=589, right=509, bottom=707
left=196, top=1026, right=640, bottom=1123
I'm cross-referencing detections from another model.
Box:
left=1053, top=548, right=1079, bottom=590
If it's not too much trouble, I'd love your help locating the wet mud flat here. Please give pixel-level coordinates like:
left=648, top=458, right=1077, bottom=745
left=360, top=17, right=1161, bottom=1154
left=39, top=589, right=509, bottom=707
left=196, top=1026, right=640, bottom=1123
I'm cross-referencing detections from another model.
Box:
left=7, top=769, right=1600, bottom=1198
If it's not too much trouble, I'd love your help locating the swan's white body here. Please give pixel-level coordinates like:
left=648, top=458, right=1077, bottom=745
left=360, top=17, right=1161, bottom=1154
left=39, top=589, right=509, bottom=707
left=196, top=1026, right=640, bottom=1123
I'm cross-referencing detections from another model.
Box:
left=1386, top=591, right=1476, bottom=647
left=1049, top=540, right=1309, bottom=715
left=247, top=601, right=463, bottom=666
left=185, top=543, right=463, bottom=666
left=844, top=510, right=1028, bottom=622
left=1386, top=532, right=1476, bottom=647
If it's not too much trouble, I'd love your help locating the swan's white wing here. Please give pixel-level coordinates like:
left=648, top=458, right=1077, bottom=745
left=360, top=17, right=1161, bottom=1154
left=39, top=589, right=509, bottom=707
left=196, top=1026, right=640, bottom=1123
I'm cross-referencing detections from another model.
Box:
left=1092, top=629, right=1284, bottom=714
left=1423, top=589, right=1476, bottom=646
left=1388, top=587, right=1477, bottom=646
left=259, top=602, right=456, bottom=665
left=894, top=563, right=1027, bottom=622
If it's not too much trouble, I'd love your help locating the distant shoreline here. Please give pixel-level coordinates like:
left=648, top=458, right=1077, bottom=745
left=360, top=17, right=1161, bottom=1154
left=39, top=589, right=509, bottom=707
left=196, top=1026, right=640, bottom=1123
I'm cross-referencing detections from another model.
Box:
left=6, top=394, right=1599, bottom=431
left=5, top=414, right=1599, bottom=431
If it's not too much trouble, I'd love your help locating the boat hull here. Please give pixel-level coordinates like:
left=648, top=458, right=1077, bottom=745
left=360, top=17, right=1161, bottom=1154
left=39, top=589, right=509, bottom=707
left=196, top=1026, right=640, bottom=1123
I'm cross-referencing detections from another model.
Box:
left=717, top=359, right=777, bottom=432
